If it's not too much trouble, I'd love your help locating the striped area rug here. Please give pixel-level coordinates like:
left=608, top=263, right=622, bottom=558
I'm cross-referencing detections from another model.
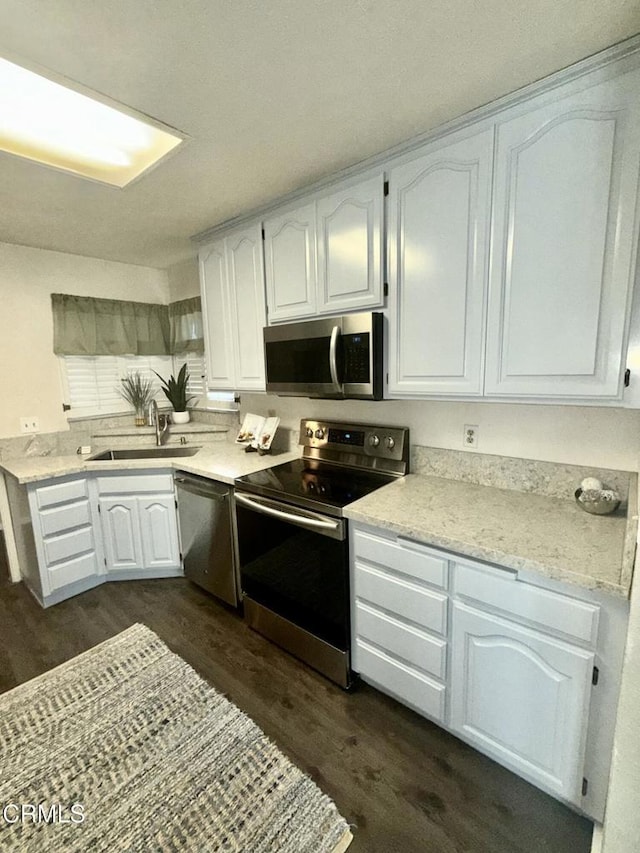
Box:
left=0, top=624, right=352, bottom=852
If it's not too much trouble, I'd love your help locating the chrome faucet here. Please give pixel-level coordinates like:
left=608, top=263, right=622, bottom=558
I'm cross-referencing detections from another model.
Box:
left=152, top=400, right=169, bottom=446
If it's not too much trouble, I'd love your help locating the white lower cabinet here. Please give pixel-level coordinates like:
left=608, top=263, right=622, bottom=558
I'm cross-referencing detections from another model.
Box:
left=449, top=600, right=593, bottom=802
left=97, top=472, right=181, bottom=576
left=23, top=470, right=182, bottom=606
left=138, top=495, right=181, bottom=569
left=351, top=528, right=449, bottom=724
left=100, top=497, right=144, bottom=571
left=349, top=523, right=624, bottom=818
left=28, top=475, right=103, bottom=605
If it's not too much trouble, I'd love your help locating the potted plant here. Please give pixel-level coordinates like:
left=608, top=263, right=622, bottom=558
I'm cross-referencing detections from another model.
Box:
left=153, top=364, right=196, bottom=423
left=120, top=371, right=155, bottom=426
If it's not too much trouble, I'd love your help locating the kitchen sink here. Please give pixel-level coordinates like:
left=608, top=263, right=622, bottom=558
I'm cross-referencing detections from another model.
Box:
left=88, top=446, right=202, bottom=461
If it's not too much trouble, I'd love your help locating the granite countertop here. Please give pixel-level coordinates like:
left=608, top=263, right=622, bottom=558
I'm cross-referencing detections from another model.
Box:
left=0, top=444, right=299, bottom=487
left=344, top=473, right=638, bottom=597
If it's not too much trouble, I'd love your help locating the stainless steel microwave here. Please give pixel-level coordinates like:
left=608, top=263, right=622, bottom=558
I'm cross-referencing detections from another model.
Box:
left=264, top=312, right=383, bottom=399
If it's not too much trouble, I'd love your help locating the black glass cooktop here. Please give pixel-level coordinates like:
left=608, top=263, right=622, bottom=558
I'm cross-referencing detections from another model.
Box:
left=235, top=459, right=396, bottom=517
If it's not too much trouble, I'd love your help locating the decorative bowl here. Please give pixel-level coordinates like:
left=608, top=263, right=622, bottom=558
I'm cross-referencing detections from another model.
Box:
left=574, top=488, right=621, bottom=516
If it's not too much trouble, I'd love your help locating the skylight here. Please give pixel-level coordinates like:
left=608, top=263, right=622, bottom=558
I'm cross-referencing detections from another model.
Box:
left=0, top=57, right=184, bottom=187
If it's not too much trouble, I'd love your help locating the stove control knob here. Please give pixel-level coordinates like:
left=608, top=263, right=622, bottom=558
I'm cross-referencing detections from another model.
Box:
left=385, top=436, right=396, bottom=450
left=305, top=427, right=314, bottom=438
left=369, top=434, right=380, bottom=447
left=315, top=428, right=325, bottom=440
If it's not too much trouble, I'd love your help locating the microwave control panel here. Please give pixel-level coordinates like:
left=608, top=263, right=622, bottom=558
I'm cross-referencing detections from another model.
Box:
left=342, top=333, right=370, bottom=383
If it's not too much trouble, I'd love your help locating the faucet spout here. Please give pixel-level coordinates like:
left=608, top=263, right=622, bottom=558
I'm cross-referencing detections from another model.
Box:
left=152, top=400, right=169, bottom=446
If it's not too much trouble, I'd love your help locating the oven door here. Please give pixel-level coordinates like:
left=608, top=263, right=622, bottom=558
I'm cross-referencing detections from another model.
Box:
left=234, top=491, right=351, bottom=685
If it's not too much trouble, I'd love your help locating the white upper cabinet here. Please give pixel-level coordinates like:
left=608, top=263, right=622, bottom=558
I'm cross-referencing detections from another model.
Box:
left=264, top=173, right=385, bottom=323
left=225, top=225, right=267, bottom=390
left=316, top=175, right=384, bottom=314
left=200, top=238, right=235, bottom=390
left=485, top=68, right=640, bottom=398
left=200, top=224, right=267, bottom=391
left=388, top=128, right=494, bottom=396
left=264, top=202, right=317, bottom=322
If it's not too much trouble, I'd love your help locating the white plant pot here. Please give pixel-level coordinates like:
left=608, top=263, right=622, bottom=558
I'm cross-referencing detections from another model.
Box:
left=171, top=410, right=190, bottom=424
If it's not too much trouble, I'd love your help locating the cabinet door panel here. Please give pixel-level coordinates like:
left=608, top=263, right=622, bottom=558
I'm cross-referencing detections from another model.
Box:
left=316, top=175, right=384, bottom=314
left=355, top=638, right=446, bottom=722
left=36, top=478, right=88, bottom=510
left=264, top=203, right=317, bottom=321
left=138, top=496, right=181, bottom=570
left=100, top=497, right=143, bottom=571
left=353, top=527, right=448, bottom=589
left=450, top=601, right=593, bottom=803
left=354, top=562, right=447, bottom=635
left=43, top=526, right=94, bottom=567
left=226, top=225, right=267, bottom=390
left=47, top=552, right=100, bottom=592
left=388, top=128, right=493, bottom=396
left=200, top=240, right=235, bottom=389
left=355, top=601, right=447, bottom=680
left=486, top=70, right=640, bottom=397
left=39, top=500, right=91, bottom=536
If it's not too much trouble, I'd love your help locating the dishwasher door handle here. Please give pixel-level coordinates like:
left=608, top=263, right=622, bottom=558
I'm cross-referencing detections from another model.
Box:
left=175, top=475, right=229, bottom=502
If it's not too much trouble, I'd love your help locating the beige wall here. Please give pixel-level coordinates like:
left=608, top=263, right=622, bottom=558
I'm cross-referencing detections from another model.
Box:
left=0, top=241, right=169, bottom=439
left=241, top=393, right=640, bottom=472
left=167, top=257, right=200, bottom=302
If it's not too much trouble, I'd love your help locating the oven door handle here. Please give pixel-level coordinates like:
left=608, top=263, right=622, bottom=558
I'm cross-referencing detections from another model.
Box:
left=234, top=492, right=345, bottom=539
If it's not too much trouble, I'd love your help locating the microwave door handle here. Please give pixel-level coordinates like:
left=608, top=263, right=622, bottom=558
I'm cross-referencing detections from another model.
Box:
left=329, top=325, right=342, bottom=392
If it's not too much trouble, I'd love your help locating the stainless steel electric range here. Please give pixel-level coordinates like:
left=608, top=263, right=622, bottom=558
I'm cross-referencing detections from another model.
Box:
left=234, top=419, right=409, bottom=688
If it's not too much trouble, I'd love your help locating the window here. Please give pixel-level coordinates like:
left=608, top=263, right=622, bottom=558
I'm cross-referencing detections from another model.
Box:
left=62, top=351, right=238, bottom=417
left=62, top=354, right=182, bottom=416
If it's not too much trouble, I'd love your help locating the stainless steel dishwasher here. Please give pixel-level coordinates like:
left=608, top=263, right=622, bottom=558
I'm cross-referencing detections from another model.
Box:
left=174, top=472, right=238, bottom=606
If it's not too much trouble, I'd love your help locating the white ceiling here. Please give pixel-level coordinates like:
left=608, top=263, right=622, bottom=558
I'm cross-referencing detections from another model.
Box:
left=0, top=1, right=638, bottom=270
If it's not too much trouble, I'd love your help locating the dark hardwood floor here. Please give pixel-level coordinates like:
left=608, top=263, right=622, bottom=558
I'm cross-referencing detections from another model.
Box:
left=0, top=563, right=593, bottom=853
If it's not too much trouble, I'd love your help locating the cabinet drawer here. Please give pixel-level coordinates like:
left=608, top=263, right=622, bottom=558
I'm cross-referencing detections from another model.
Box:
left=354, top=601, right=447, bottom=680
left=43, top=526, right=94, bottom=566
left=96, top=473, right=174, bottom=495
left=354, top=562, right=447, bottom=635
left=35, top=478, right=87, bottom=510
left=47, top=552, right=99, bottom=592
left=454, top=560, right=599, bottom=646
left=353, top=528, right=448, bottom=589
left=39, top=501, right=91, bottom=537
left=355, top=639, right=446, bottom=722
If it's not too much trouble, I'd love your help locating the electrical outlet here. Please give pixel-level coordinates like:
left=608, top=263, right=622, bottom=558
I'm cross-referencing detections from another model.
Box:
left=463, top=424, right=479, bottom=448
left=20, top=416, right=40, bottom=434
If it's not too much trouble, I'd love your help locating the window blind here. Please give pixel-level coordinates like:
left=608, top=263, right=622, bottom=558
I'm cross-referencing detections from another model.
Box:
left=62, top=353, right=205, bottom=415
left=173, top=352, right=206, bottom=397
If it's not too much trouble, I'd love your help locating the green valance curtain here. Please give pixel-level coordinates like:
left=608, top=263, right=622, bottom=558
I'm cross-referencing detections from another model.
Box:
left=168, top=296, right=204, bottom=353
left=52, top=294, right=203, bottom=356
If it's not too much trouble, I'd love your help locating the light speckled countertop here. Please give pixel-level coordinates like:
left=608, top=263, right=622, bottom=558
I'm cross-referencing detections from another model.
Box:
left=344, top=473, right=637, bottom=597
left=0, top=444, right=299, bottom=486
left=3, top=441, right=636, bottom=598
